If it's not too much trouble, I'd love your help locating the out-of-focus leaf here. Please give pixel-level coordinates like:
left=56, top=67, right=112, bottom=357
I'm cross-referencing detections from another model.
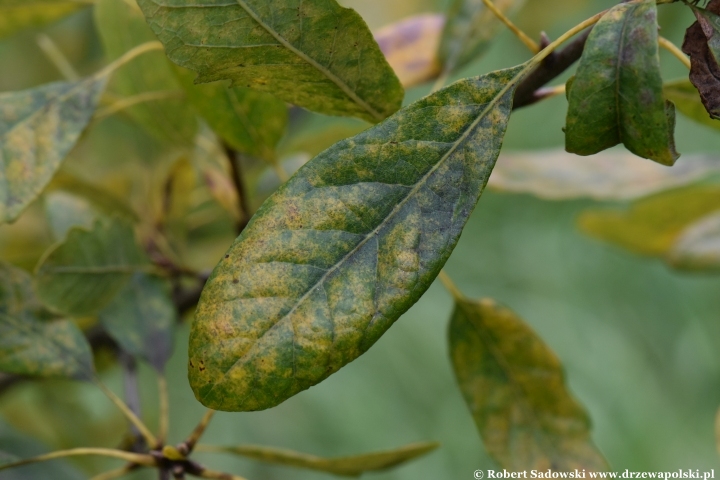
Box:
left=439, top=0, right=525, bottom=74
left=667, top=211, right=720, bottom=271
left=0, top=314, right=94, bottom=380
left=664, top=79, right=720, bottom=131
left=375, top=14, right=444, bottom=88
left=565, top=0, right=678, bottom=165
left=683, top=1, right=720, bottom=120
left=488, top=150, right=720, bottom=201
left=449, top=297, right=608, bottom=471
left=201, top=163, right=240, bottom=221
left=44, top=174, right=138, bottom=240
left=0, top=262, right=43, bottom=318
left=0, top=419, right=84, bottom=480
left=175, top=68, right=288, bottom=163
left=99, top=273, right=175, bottom=371
left=200, top=442, right=438, bottom=476
left=35, top=219, right=149, bottom=316
left=0, top=0, right=89, bottom=40
left=189, top=65, right=525, bottom=411
left=0, top=77, right=108, bottom=224
left=137, top=0, right=404, bottom=123
left=94, top=0, right=197, bottom=145
left=578, top=185, right=720, bottom=257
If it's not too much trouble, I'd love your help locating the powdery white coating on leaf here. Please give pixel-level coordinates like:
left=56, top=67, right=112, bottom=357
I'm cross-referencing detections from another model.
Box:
left=137, top=0, right=404, bottom=123
left=0, top=78, right=107, bottom=224
left=189, top=65, right=523, bottom=411
left=449, top=298, right=608, bottom=471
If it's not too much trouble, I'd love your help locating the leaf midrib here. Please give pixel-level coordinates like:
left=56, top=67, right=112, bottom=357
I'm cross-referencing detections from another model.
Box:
left=210, top=67, right=526, bottom=392
left=233, top=0, right=383, bottom=121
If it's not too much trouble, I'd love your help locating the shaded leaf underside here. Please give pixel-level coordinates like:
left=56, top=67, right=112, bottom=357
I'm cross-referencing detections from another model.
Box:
left=137, top=0, right=404, bottom=122
left=189, top=65, right=524, bottom=411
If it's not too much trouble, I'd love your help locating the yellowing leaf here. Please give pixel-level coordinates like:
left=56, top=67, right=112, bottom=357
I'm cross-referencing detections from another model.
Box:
left=199, top=442, right=438, bottom=476
left=35, top=219, right=149, bottom=316
left=375, top=14, right=445, bottom=88
left=449, top=297, right=608, bottom=471
left=0, top=77, right=108, bottom=224
left=190, top=65, right=526, bottom=411
left=565, top=0, right=678, bottom=165
left=94, top=0, right=197, bottom=145
left=488, top=150, right=720, bottom=201
left=439, top=0, right=525, bottom=74
left=664, top=79, right=720, bottom=132
left=578, top=185, right=720, bottom=257
left=137, top=0, right=404, bottom=123
left=0, top=0, right=89, bottom=39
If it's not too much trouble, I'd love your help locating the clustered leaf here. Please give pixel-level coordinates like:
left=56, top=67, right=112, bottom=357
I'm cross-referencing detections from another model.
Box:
left=189, top=65, right=525, bottom=411
left=439, top=0, right=526, bottom=75
left=565, top=0, right=678, bottom=165
left=94, top=0, right=197, bottom=145
left=0, top=77, right=108, bottom=224
left=136, top=0, right=404, bottom=123
left=99, top=273, right=176, bottom=372
left=449, top=297, right=608, bottom=470
left=35, top=218, right=149, bottom=316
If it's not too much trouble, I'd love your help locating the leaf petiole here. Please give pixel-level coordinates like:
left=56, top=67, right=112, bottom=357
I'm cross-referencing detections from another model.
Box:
left=481, top=0, right=540, bottom=53
left=0, top=448, right=155, bottom=473
left=96, top=379, right=160, bottom=448
left=95, top=41, right=164, bottom=79
left=437, top=270, right=465, bottom=301
left=178, top=409, right=216, bottom=456
left=659, top=35, right=691, bottom=69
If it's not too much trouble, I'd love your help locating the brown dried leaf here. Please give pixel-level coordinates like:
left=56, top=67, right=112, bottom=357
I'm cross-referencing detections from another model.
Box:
left=682, top=0, right=720, bottom=119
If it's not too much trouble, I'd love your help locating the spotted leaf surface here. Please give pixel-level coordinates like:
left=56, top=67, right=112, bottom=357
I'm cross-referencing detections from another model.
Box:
left=0, top=262, right=42, bottom=318
left=439, top=0, right=525, bottom=74
left=565, top=0, right=678, bottom=165
left=202, top=442, right=438, bottom=476
left=0, top=314, right=93, bottom=380
left=136, top=0, right=403, bottom=123
left=0, top=0, right=88, bottom=39
left=190, top=65, right=524, bottom=411
left=0, top=77, right=108, bottom=224
left=175, top=67, right=287, bottom=163
left=35, top=219, right=149, bottom=317
left=99, top=273, right=176, bottom=371
left=95, top=0, right=197, bottom=145
left=449, top=297, right=608, bottom=471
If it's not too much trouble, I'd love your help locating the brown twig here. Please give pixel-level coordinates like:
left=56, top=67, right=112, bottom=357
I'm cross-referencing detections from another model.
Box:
left=223, top=144, right=252, bottom=234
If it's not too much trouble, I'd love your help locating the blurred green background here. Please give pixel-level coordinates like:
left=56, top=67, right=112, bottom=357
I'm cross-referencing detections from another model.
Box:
left=1, top=0, right=719, bottom=478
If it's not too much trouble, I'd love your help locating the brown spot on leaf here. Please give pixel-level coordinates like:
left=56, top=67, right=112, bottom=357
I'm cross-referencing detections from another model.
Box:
left=682, top=0, right=720, bottom=119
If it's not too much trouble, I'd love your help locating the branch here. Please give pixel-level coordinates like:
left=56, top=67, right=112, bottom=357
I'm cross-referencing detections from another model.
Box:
left=223, top=144, right=252, bottom=234
left=512, top=28, right=592, bottom=109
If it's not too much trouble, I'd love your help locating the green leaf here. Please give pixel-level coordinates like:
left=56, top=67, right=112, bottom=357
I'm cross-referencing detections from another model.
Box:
left=175, top=67, right=288, bottom=163
left=578, top=185, right=720, bottom=257
left=564, top=0, right=678, bottom=166
left=189, top=64, right=525, bottom=411
left=136, top=0, right=404, bottom=123
left=439, top=0, right=525, bottom=74
left=35, top=218, right=149, bottom=317
left=43, top=174, right=138, bottom=241
left=449, top=297, right=608, bottom=471
left=664, top=79, right=720, bottom=131
left=667, top=211, right=720, bottom=272
left=201, top=442, right=438, bottom=477
left=0, top=0, right=89, bottom=40
left=0, top=77, right=108, bottom=224
left=94, top=0, right=197, bottom=145
left=0, top=314, right=94, bottom=380
left=99, top=273, right=176, bottom=371
left=489, top=150, right=720, bottom=201
left=0, top=261, right=42, bottom=318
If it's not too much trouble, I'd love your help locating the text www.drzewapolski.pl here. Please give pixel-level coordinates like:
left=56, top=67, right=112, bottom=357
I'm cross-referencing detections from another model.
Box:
left=473, top=470, right=715, bottom=480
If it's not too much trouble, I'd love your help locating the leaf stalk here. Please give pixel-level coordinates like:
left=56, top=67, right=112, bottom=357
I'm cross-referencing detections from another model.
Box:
left=481, top=0, right=540, bottom=53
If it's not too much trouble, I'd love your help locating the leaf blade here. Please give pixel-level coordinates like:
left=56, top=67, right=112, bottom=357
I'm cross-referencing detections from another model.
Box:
left=189, top=65, right=525, bottom=411
left=0, top=0, right=88, bottom=39
left=449, top=297, right=608, bottom=470
left=0, top=77, right=108, bottom=224
left=565, top=0, right=678, bottom=165
left=201, top=442, right=438, bottom=476
left=137, top=0, right=404, bottom=122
